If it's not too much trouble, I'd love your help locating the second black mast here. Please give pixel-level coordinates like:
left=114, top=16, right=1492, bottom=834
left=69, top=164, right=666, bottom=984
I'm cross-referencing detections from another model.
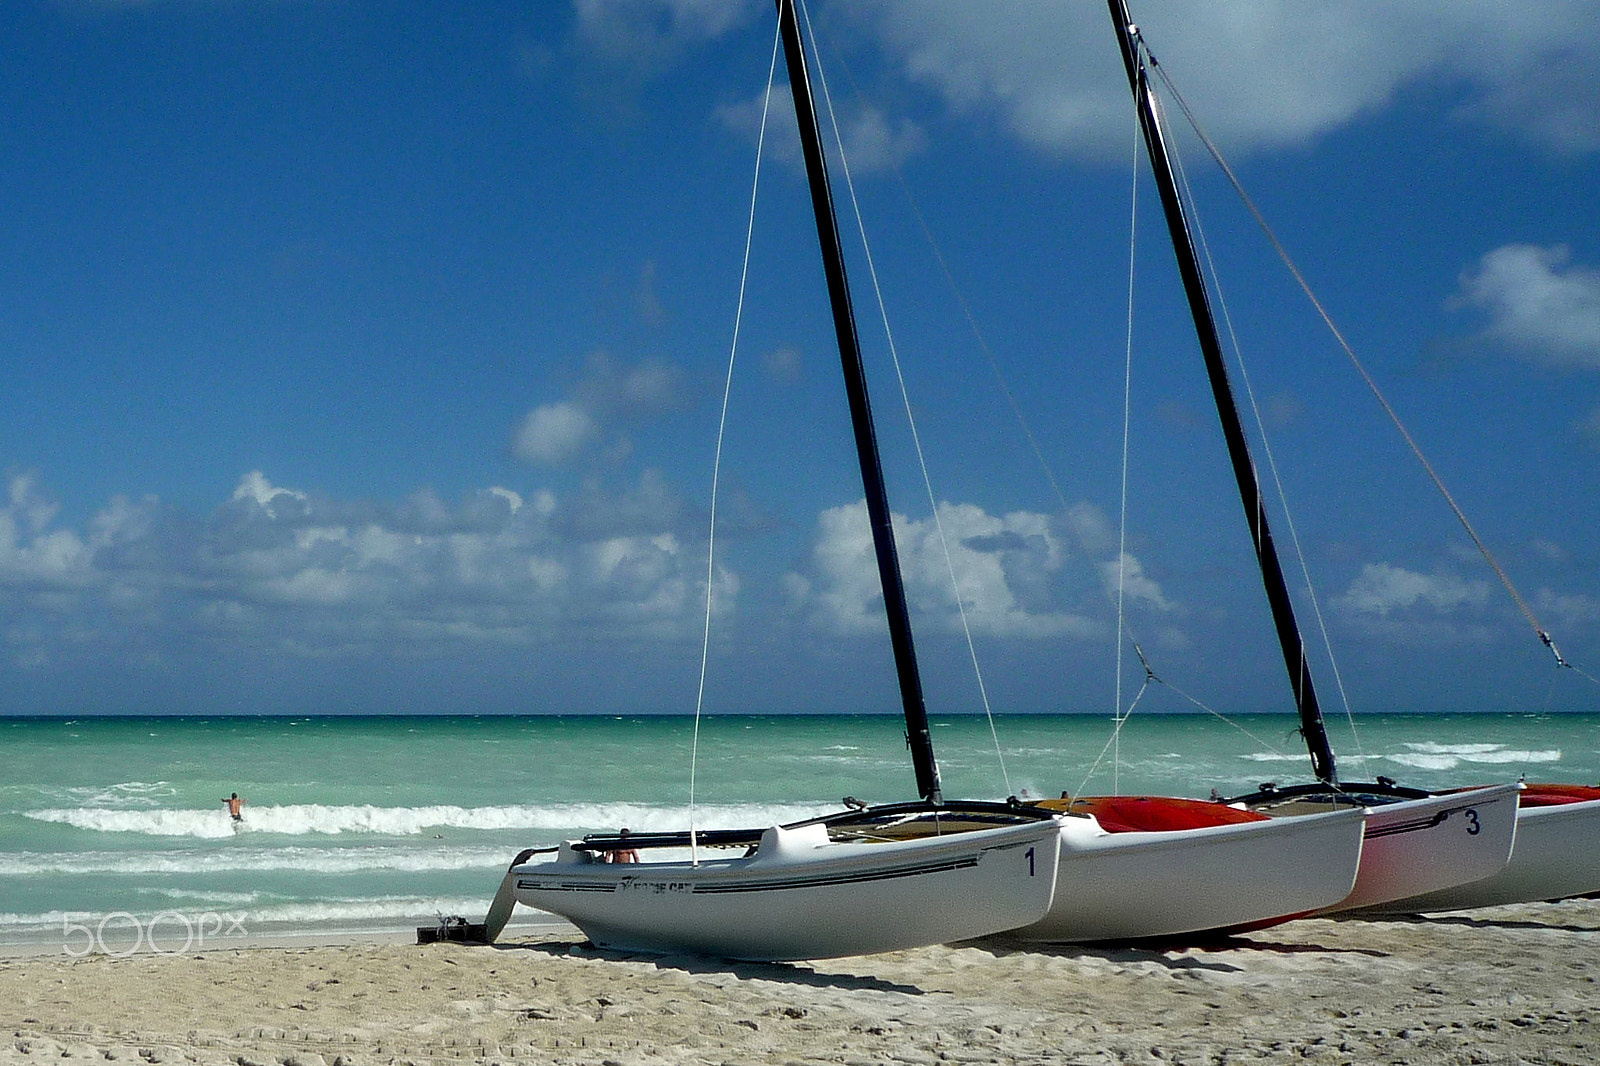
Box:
left=1106, top=0, right=1339, bottom=786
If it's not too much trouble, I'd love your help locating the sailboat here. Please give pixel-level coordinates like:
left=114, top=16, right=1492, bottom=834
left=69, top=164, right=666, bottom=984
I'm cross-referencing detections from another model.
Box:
left=483, top=0, right=1064, bottom=963
left=754, top=0, right=1370, bottom=946
left=767, top=0, right=1369, bottom=948
left=1356, top=784, right=1600, bottom=909
left=1005, top=793, right=1363, bottom=942
left=1102, top=0, right=1528, bottom=915
left=1349, top=783, right=1600, bottom=912
left=485, top=1, right=1378, bottom=958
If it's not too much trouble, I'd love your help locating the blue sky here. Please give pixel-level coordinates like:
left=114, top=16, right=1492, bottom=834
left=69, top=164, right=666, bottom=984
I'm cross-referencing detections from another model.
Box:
left=3, top=0, right=1599, bottom=719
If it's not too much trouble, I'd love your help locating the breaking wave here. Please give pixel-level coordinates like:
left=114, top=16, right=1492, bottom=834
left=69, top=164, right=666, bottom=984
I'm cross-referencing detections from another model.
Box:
left=22, top=800, right=837, bottom=840
left=1387, top=742, right=1561, bottom=772
left=0, top=844, right=515, bottom=878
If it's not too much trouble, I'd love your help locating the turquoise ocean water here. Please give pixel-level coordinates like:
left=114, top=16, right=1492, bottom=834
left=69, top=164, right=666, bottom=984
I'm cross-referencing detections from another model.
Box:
left=3, top=712, right=1597, bottom=952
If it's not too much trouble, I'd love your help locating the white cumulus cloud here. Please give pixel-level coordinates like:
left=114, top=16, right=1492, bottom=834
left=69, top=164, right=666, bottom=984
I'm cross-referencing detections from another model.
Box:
left=513, top=403, right=598, bottom=466
left=1455, top=244, right=1600, bottom=369
left=0, top=474, right=92, bottom=588
left=858, top=1, right=1600, bottom=157
left=1098, top=552, right=1173, bottom=613
left=0, top=471, right=728, bottom=673
left=794, top=499, right=1098, bottom=639
left=609, top=1, right=1600, bottom=159
left=1335, top=563, right=1490, bottom=617
left=231, top=470, right=308, bottom=517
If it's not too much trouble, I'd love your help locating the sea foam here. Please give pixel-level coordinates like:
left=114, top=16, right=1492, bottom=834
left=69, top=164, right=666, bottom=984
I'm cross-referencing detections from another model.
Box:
left=22, top=800, right=838, bottom=839
left=1388, top=742, right=1562, bottom=771
left=0, top=844, right=515, bottom=878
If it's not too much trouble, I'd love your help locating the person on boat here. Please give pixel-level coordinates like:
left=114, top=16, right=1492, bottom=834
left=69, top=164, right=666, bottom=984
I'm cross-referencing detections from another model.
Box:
left=605, top=828, right=640, bottom=863
left=223, top=793, right=245, bottom=822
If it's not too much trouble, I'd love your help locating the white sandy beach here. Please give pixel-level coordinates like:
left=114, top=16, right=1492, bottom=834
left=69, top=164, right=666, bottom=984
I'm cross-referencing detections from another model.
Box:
left=3, top=901, right=1596, bottom=1066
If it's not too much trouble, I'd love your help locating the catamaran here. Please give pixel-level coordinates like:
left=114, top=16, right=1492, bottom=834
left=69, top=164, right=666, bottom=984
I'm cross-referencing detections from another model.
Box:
left=1101, top=0, right=1522, bottom=916
left=485, top=1, right=1379, bottom=957
left=1345, top=782, right=1600, bottom=914
left=1009, top=794, right=1363, bottom=942
left=483, top=0, right=1065, bottom=963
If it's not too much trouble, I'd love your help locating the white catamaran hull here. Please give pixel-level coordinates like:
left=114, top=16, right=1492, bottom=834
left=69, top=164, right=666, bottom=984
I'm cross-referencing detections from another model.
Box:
left=1008, top=807, right=1365, bottom=943
left=1309, top=784, right=1521, bottom=914
left=511, top=817, right=1062, bottom=961
left=1354, top=795, right=1600, bottom=913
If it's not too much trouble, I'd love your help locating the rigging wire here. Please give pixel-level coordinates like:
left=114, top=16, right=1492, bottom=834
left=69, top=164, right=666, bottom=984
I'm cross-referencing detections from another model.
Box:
left=687, top=17, right=783, bottom=864
left=1065, top=641, right=1305, bottom=800
left=1060, top=59, right=1329, bottom=800
left=807, top=37, right=1074, bottom=788
left=1143, top=44, right=1576, bottom=680
left=812, top=21, right=1233, bottom=796
left=1070, top=672, right=1153, bottom=801
left=1128, top=643, right=1301, bottom=763
left=1154, top=85, right=1371, bottom=776
left=1112, top=115, right=1143, bottom=796
left=798, top=0, right=1015, bottom=797
left=814, top=57, right=1073, bottom=520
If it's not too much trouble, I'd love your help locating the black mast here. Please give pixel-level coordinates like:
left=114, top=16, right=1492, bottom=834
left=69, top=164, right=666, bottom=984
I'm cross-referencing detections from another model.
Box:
left=1106, top=0, right=1338, bottom=785
left=776, top=0, right=943, bottom=803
